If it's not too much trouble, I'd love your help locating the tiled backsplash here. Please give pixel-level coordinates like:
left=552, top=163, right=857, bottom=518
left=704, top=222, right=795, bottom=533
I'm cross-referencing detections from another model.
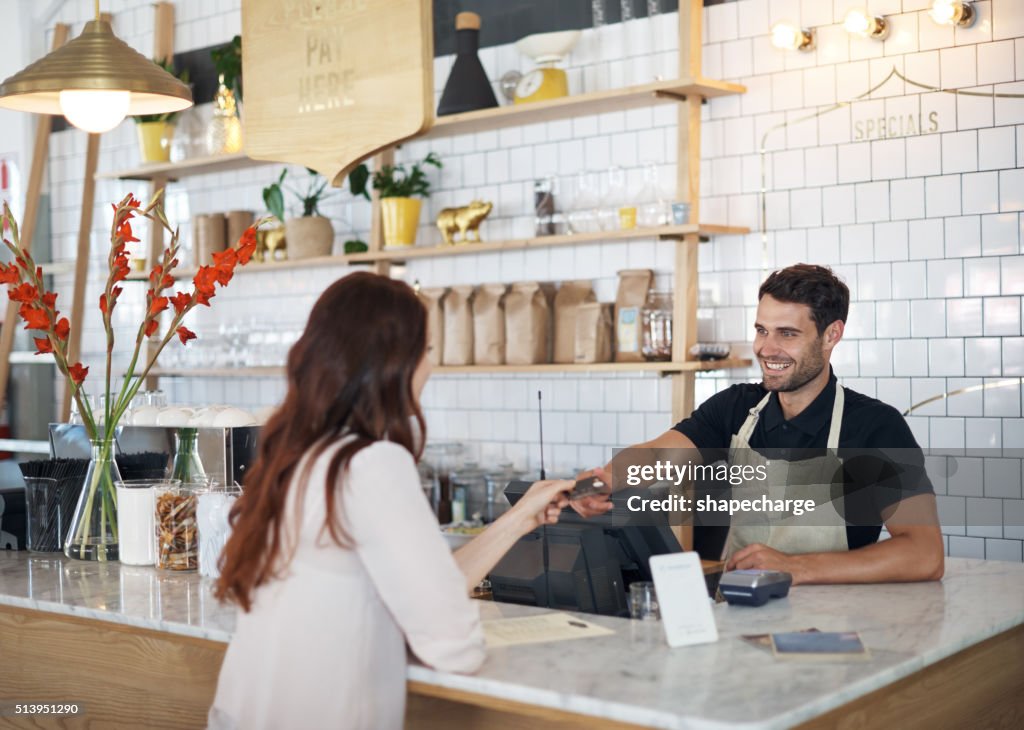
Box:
left=32, top=0, right=1024, bottom=561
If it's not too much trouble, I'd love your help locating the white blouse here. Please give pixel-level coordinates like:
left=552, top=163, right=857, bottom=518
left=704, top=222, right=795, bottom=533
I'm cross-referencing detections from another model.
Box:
left=208, top=439, right=485, bottom=730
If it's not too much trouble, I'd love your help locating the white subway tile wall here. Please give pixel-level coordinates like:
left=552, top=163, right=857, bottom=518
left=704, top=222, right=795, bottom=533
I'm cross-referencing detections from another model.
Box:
left=36, top=0, right=1024, bottom=559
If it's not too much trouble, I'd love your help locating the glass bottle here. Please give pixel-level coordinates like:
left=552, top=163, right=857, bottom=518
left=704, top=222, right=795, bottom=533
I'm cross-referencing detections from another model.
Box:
left=636, top=162, right=671, bottom=228
left=641, top=290, right=673, bottom=361
left=567, top=170, right=600, bottom=234
left=598, top=165, right=627, bottom=231
left=437, top=12, right=499, bottom=116
left=64, top=439, right=121, bottom=561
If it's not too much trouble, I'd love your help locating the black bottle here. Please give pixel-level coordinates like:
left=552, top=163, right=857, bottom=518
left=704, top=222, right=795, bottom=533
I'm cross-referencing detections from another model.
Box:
left=437, top=12, right=498, bottom=116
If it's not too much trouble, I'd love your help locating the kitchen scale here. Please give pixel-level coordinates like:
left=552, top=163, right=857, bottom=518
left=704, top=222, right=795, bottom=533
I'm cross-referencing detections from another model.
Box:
left=513, top=30, right=581, bottom=104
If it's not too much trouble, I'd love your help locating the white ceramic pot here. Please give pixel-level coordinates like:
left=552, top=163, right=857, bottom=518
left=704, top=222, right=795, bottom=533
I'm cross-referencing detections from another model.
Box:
left=285, top=216, right=334, bottom=259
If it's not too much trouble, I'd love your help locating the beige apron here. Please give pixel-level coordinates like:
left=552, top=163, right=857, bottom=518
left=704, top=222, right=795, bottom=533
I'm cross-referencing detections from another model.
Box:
left=725, top=385, right=849, bottom=559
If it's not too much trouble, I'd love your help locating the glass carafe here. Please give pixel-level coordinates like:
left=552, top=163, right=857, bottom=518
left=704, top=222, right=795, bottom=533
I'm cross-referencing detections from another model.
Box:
left=636, top=162, right=671, bottom=228
left=641, top=291, right=673, bottom=361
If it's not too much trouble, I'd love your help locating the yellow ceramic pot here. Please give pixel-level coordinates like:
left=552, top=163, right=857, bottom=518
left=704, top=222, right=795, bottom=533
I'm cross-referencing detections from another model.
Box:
left=381, top=197, right=422, bottom=247
left=137, top=121, right=174, bottom=163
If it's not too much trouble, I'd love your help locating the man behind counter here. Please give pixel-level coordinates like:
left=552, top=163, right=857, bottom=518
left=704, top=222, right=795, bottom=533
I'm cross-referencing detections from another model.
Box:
left=575, top=264, right=944, bottom=585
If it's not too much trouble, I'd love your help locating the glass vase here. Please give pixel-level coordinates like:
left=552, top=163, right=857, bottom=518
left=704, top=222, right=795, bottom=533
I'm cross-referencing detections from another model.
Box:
left=170, top=428, right=207, bottom=483
left=64, top=439, right=121, bottom=561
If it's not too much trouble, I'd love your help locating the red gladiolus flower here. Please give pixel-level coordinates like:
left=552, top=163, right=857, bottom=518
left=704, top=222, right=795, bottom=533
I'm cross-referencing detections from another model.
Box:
left=0, top=263, right=19, bottom=284
left=8, top=282, right=37, bottom=303
left=144, top=319, right=159, bottom=338
left=42, top=291, right=57, bottom=309
left=161, top=273, right=174, bottom=289
left=20, top=306, right=49, bottom=330
left=176, top=325, right=196, bottom=345
left=99, top=293, right=109, bottom=315
left=34, top=337, right=53, bottom=354
left=171, top=291, right=191, bottom=315
left=127, top=195, right=141, bottom=209
left=54, top=317, right=70, bottom=340
left=148, top=265, right=163, bottom=287
left=68, top=362, right=88, bottom=385
left=236, top=227, right=258, bottom=264
left=117, top=220, right=140, bottom=243
left=148, top=296, right=169, bottom=317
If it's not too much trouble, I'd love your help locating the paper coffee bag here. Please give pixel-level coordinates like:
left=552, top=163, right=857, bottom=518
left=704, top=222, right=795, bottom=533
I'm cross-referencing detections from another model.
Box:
left=417, top=287, right=447, bottom=366
left=614, top=269, right=653, bottom=362
left=442, top=285, right=475, bottom=366
left=472, top=284, right=507, bottom=365
left=574, top=302, right=613, bottom=363
left=505, top=282, right=550, bottom=365
left=553, top=281, right=596, bottom=363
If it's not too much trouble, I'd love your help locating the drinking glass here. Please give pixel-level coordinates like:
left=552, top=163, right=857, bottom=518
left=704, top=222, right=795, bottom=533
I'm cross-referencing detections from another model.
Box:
left=629, top=581, right=660, bottom=620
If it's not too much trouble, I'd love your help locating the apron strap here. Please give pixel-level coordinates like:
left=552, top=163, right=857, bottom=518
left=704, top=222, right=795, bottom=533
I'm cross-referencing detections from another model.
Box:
left=736, top=392, right=772, bottom=443
left=826, top=385, right=844, bottom=450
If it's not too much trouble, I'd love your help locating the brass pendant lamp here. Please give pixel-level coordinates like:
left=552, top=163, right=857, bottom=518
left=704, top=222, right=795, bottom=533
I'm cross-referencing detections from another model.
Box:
left=0, top=0, right=192, bottom=133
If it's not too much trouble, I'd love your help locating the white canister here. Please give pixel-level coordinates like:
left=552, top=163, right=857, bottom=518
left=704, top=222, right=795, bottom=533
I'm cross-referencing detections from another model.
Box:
left=116, top=479, right=179, bottom=566
left=197, top=486, right=241, bottom=578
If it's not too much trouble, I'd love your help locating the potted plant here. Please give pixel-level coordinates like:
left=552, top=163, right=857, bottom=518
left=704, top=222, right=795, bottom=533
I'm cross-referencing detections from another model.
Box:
left=134, top=59, right=189, bottom=163
left=351, top=152, right=442, bottom=248
left=263, top=168, right=333, bottom=260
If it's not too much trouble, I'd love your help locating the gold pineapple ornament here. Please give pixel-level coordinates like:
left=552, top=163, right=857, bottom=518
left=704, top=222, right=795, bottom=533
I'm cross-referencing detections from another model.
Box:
left=206, top=74, right=243, bottom=155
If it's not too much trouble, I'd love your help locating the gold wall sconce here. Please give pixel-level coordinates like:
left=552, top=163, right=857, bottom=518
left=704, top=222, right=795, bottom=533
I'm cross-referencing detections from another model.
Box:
left=770, top=23, right=815, bottom=52
left=843, top=9, right=890, bottom=40
left=929, top=0, right=976, bottom=27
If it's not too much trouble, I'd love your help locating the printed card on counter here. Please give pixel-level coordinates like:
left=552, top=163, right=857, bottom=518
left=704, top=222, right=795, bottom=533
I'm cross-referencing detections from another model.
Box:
left=770, top=631, right=871, bottom=661
left=650, top=552, right=719, bottom=648
left=483, top=612, right=615, bottom=648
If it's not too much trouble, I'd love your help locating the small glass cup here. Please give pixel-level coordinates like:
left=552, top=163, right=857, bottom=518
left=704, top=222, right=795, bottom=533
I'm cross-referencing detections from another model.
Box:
left=629, top=581, right=660, bottom=621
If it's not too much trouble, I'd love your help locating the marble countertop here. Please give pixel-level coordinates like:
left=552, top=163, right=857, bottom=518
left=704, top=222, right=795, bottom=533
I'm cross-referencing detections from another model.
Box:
left=3, top=552, right=1023, bottom=729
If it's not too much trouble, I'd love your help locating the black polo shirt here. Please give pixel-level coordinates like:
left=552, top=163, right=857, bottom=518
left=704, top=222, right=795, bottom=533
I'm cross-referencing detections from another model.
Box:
left=672, top=369, right=933, bottom=550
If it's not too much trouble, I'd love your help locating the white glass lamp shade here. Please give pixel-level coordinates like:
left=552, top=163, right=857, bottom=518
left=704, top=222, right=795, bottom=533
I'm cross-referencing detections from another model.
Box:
left=59, top=89, right=130, bottom=133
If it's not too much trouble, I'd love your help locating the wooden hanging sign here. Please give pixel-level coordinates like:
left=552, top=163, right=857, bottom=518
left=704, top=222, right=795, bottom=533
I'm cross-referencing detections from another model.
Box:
left=241, top=0, right=433, bottom=185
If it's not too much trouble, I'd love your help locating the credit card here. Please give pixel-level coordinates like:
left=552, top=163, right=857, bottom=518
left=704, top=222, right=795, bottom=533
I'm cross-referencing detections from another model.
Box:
left=569, top=476, right=611, bottom=501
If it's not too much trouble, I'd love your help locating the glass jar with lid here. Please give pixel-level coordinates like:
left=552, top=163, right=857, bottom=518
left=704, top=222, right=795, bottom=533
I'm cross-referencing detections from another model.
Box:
left=483, top=462, right=523, bottom=522
left=641, top=291, right=673, bottom=361
left=451, top=462, right=488, bottom=524
left=421, top=441, right=466, bottom=523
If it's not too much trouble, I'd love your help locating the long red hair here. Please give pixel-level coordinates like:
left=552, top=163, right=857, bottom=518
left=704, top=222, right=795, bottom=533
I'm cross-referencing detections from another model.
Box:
left=215, top=272, right=427, bottom=611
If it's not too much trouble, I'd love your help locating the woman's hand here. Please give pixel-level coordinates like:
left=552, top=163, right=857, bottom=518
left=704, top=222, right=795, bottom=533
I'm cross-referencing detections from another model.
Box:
left=510, top=479, right=574, bottom=532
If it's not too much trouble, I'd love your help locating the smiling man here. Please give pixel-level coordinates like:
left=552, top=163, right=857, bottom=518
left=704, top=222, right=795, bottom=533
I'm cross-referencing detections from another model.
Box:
left=577, top=264, right=944, bottom=585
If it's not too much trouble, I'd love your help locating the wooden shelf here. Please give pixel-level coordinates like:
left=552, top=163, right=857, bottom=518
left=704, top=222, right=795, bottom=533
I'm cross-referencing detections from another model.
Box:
left=346, top=223, right=749, bottom=263
left=95, top=77, right=745, bottom=182
left=95, top=152, right=262, bottom=183
left=147, top=359, right=751, bottom=378
left=423, top=77, right=746, bottom=139
left=124, top=223, right=750, bottom=280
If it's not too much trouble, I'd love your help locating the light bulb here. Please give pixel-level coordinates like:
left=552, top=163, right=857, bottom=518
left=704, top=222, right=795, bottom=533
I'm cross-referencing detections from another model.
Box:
left=929, top=0, right=975, bottom=27
left=770, top=23, right=814, bottom=52
left=843, top=9, right=889, bottom=39
left=59, top=89, right=130, bottom=133
left=843, top=9, right=871, bottom=35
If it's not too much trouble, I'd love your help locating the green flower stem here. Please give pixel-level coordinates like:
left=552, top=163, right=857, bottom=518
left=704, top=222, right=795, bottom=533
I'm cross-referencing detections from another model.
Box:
left=73, top=439, right=116, bottom=560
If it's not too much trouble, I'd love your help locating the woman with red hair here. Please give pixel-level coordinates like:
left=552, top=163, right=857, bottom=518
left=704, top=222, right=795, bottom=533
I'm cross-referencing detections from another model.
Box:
left=208, top=272, right=572, bottom=729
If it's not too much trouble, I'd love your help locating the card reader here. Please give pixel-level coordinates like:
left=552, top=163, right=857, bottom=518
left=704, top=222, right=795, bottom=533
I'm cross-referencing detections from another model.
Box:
left=718, top=569, right=792, bottom=607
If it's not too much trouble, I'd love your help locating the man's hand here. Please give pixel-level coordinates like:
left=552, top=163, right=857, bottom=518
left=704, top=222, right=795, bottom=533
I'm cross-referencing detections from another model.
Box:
left=569, top=466, right=614, bottom=518
left=727, top=543, right=808, bottom=585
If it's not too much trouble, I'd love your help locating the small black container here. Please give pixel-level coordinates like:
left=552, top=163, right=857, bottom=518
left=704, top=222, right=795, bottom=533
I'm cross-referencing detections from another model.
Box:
left=437, top=12, right=499, bottom=116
